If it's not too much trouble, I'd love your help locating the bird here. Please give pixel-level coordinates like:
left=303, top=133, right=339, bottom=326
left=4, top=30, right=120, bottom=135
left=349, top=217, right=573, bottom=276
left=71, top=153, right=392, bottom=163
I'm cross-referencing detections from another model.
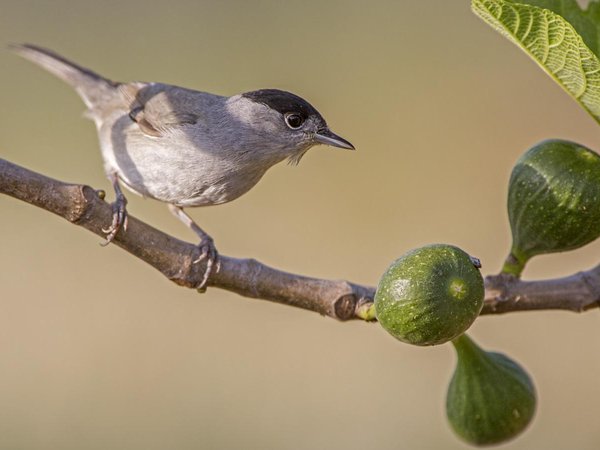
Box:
left=11, top=44, right=354, bottom=289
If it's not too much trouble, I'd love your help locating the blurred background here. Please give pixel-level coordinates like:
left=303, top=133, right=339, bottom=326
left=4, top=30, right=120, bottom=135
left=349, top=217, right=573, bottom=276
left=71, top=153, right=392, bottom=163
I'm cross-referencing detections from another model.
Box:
left=0, top=1, right=599, bottom=449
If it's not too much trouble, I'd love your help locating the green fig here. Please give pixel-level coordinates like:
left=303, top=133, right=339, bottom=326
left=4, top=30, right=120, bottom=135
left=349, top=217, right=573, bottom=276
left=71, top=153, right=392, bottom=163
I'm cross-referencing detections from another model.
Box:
left=374, top=244, right=484, bottom=346
left=447, top=334, right=536, bottom=446
left=504, top=139, right=600, bottom=277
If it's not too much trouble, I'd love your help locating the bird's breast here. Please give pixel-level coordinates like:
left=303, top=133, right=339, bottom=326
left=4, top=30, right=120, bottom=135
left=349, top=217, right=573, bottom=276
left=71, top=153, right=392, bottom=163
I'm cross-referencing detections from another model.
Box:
left=99, top=119, right=275, bottom=207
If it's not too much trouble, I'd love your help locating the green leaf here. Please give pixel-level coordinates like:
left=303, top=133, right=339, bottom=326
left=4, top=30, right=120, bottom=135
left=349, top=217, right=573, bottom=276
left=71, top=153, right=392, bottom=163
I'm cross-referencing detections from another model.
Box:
left=472, top=0, right=600, bottom=125
left=519, top=0, right=600, bottom=57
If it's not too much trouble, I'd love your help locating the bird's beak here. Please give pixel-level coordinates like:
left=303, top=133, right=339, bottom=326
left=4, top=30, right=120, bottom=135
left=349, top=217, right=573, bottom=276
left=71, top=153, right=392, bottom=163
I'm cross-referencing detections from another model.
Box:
left=314, top=129, right=355, bottom=150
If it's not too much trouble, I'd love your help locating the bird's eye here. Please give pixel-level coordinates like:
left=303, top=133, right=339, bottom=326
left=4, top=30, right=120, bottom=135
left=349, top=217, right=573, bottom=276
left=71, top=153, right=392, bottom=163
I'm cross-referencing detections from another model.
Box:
left=285, top=113, right=304, bottom=129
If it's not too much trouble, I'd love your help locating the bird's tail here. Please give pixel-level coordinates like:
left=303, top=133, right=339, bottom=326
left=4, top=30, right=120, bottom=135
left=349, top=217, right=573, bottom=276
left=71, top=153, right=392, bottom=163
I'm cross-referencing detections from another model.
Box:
left=10, top=43, right=118, bottom=109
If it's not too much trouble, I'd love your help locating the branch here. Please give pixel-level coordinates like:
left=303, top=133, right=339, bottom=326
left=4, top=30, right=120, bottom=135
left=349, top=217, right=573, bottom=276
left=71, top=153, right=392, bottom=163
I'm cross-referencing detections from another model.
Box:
left=1, top=157, right=599, bottom=320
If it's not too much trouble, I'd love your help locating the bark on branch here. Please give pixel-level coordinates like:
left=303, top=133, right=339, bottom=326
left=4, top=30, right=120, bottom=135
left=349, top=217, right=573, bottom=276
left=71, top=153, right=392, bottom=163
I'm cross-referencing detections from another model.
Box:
left=1, top=157, right=599, bottom=320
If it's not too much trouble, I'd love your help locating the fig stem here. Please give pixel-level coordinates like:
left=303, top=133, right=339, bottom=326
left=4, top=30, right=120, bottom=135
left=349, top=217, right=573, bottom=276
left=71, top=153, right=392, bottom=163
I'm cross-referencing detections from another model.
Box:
left=451, top=334, right=475, bottom=354
left=501, top=250, right=527, bottom=278
left=451, top=334, right=488, bottom=366
left=356, top=303, right=377, bottom=321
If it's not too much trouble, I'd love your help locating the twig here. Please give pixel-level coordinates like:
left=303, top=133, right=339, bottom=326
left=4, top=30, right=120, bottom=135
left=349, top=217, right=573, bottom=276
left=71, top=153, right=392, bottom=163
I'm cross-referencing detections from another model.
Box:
left=1, top=157, right=599, bottom=320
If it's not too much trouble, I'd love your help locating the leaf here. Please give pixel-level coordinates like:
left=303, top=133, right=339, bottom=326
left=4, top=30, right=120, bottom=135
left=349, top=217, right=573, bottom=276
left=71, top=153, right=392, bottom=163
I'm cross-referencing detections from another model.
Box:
left=520, top=0, right=600, bottom=57
left=472, top=0, right=600, bottom=125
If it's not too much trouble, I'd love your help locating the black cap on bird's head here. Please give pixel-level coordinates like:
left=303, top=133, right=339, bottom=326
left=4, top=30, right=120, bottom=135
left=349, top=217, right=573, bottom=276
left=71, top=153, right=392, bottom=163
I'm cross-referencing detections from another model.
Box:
left=242, top=89, right=354, bottom=150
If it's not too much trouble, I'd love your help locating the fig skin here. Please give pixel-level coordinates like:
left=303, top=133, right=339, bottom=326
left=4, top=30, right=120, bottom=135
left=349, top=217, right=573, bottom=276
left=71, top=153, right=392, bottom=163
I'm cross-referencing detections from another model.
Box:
left=375, top=244, right=484, bottom=346
left=505, top=139, right=600, bottom=277
left=447, top=334, right=537, bottom=446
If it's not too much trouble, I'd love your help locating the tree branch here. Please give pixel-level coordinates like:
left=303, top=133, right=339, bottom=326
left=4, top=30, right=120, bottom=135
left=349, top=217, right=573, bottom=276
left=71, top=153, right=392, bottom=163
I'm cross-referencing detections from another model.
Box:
left=1, top=157, right=599, bottom=320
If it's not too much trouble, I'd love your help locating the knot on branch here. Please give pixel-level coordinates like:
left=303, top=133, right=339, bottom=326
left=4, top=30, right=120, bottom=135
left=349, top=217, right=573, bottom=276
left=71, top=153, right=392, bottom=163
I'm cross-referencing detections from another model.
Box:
left=334, top=293, right=357, bottom=321
left=66, top=185, right=95, bottom=224
left=483, top=273, right=520, bottom=313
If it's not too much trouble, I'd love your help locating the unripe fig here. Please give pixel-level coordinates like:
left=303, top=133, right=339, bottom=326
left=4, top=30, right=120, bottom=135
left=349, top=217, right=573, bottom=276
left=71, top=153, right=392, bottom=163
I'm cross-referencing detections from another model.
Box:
left=504, top=139, right=600, bottom=277
left=446, top=334, right=536, bottom=446
left=374, top=244, right=484, bottom=346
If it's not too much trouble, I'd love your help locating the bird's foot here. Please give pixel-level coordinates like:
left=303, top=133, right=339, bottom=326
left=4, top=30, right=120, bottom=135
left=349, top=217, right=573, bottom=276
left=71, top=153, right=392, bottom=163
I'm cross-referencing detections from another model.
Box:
left=101, top=194, right=128, bottom=246
left=193, top=235, right=220, bottom=291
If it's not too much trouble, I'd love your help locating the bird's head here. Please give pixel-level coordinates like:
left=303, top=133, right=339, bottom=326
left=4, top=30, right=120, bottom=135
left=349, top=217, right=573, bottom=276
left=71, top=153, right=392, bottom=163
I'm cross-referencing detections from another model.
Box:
left=229, top=89, right=354, bottom=165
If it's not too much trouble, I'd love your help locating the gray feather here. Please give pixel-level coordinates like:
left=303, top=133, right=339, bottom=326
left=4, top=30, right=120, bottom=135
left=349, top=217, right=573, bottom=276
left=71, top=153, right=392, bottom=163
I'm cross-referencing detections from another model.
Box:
left=10, top=44, right=352, bottom=210
left=123, top=83, right=213, bottom=137
left=9, top=43, right=117, bottom=109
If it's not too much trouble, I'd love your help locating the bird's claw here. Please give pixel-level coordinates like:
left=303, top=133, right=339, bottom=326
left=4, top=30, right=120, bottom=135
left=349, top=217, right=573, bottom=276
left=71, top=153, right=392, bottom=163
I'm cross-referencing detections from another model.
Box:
left=101, top=195, right=128, bottom=246
left=194, top=236, right=220, bottom=291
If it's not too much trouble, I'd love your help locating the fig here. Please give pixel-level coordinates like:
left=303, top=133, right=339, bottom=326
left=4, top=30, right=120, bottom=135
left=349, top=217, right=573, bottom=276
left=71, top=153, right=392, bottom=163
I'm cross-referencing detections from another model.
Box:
left=504, top=139, right=600, bottom=277
left=446, top=334, right=536, bottom=446
left=374, top=244, right=484, bottom=346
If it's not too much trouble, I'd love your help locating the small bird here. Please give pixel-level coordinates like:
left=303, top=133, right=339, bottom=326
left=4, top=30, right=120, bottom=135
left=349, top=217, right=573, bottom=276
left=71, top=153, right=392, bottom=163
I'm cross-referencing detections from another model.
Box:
left=11, top=44, right=354, bottom=288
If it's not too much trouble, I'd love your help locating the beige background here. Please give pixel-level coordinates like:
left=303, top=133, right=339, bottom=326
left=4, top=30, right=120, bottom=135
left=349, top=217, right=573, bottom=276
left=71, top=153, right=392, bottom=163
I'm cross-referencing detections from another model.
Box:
left=1, top=1, right=599, bottom=449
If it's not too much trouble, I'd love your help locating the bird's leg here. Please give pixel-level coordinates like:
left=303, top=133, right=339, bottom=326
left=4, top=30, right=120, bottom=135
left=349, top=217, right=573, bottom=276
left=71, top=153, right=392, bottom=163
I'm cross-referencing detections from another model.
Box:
left=101, top=172, right=128, bottom=246
left=167, top=204, right=220, bottom=290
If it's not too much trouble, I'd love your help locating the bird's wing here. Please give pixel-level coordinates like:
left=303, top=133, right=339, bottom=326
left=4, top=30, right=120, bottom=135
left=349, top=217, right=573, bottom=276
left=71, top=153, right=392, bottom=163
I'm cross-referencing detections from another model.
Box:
left=119, top=83, right=213, bottom=137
